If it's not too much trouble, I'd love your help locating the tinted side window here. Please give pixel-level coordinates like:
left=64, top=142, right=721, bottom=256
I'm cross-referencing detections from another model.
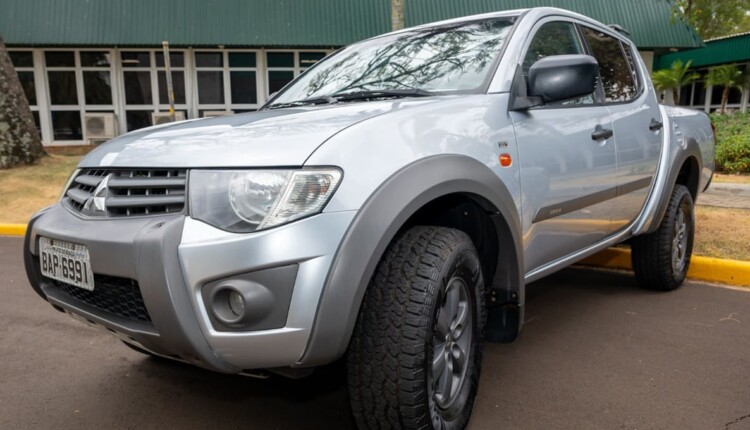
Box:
left=582, top=27, right=637, bottom=102
left=620, top=41, right=641, bottom=93
left=523, top=22, right=583, bottom=75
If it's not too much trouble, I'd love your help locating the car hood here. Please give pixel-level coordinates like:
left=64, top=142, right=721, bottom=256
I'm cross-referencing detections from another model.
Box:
left=79, top=99, right=436, bottom=168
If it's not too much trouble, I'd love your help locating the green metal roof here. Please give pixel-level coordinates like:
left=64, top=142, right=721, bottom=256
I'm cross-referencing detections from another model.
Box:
left=406, top=0, right=702, bottom=49
left=0, top=0, right=701, bottom=49
left=0, top=0, right=391, bottom=47
left=655, top=32, right=750, bottom=70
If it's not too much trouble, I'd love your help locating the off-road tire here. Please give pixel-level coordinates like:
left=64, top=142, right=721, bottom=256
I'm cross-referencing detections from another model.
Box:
left=631, top=184, right=695, bottom=291
left=347, top=226, right=486, bottom=430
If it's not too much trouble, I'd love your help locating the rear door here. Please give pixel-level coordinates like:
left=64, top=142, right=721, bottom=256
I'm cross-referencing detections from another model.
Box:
left=510, top=19, right=617, bottom=272
left=580, top=26, right=662, bottom=231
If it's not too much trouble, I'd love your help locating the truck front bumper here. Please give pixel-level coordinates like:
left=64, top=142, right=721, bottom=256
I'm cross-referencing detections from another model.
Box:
left=24, top=204, right=355, bottom=373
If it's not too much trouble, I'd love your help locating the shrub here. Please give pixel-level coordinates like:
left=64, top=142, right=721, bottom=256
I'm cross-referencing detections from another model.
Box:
left=710, top=112, right=750, bottom=174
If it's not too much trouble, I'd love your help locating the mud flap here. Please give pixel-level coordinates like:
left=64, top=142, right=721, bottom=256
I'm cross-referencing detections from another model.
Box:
left=485, top=289, right=523, bottom=343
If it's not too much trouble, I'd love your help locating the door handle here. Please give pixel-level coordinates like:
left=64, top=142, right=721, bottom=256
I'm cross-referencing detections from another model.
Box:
left=649, top=118, right=664, bottom=131
left=591, top=125, right=613, bottom=141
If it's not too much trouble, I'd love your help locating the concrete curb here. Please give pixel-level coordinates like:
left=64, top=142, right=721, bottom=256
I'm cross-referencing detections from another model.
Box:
left=0, top=224, right=27, bottom=237
left=580, top=247, right=750, bottom=287
left=3, top=222, right=749, bottom=287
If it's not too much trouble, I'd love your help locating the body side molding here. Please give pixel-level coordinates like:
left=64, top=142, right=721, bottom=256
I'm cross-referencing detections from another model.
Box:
left=533, top=176, right=653, bottom=223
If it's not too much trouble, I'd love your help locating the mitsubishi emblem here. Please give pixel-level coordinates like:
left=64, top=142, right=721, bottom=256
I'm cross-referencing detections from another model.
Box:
left=83, top=174, right=111, bottom=215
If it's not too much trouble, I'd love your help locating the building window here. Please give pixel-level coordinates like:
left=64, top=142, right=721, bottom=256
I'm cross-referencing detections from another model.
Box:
left=120, top=50, right=189, bottom=131
left=693, top=81, right=706, bottom=106
left=299, top=52, right=327, bottom=70
left=678, top=85, right=692, bottom=106
left=197, top=72, right=224, bottom=104
left=193, top=50, right=261, bottom=115
left=125, top=111, right=153, bottom=132
left=9, top=51, right=34, bottom=67
left=47, top=71, right=78, bottom=105
left=195, top=51, right=225, bottom=105
left=266, top=51, right=327, bottom=97
left=44, top=49, right=116, bottom=141
left=19, top=47, right=336, bottom=143
left=124, top=71, right=153, bottom=105
left=81, top=51, right=113, bottom=105
left=9, top=50, right=41, bottom=136
left=45, top=51, right=75, bottom=68
left=156, top=52, right=186, bottom=105
left=50, top=110, right=83, bottom=141
left=711, top=85, right=744, bottom=106
left=267, top=52, right=295, bottom=95
left=45, top=50, right=82, bottom=140
left=229, top=52, right=257, bottom=104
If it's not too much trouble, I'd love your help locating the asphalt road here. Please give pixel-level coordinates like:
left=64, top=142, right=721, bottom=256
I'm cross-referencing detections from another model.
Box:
left=1, top=236, right=749, bottom=430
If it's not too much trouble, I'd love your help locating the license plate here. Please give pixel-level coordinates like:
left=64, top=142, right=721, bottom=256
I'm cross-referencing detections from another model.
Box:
left=39, top=237, right=95, bottom=291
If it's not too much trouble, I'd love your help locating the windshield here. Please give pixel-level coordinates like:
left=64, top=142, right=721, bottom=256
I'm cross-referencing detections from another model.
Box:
left=267, top=17, right=516, bottom=108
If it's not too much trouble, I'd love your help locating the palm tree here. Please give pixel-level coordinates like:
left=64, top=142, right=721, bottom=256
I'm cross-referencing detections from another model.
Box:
left=651, top=60, right=700, bottom=105
left=706, top=64, right=746, bottom=114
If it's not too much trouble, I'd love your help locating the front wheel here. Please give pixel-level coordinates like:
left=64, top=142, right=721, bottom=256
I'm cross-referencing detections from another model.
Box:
left=631, top=184, right=695, bottom=291
left=347, top=226, right=486, bottom=430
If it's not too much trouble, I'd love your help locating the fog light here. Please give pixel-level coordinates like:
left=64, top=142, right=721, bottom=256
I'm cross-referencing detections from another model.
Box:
left=228, top=290, right=245, bottom=317
left=209, top=280, right=276, bottom=327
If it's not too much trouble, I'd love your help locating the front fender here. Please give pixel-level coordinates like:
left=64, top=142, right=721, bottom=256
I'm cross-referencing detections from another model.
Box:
left=298, top=155, right=523, bottom=366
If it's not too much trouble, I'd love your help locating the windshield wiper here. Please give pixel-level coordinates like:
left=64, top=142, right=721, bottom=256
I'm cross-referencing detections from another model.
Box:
left=267, top=95, right=339, bottom=109
left=267, top=89, right=435, bottom=110
left=332, top=89, right=435, bottom=101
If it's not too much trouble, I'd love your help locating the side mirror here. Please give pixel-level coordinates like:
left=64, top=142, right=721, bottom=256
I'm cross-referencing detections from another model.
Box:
left=511, top=55, right=598, bottom=110
left=528, top=54, right=598, bottom=104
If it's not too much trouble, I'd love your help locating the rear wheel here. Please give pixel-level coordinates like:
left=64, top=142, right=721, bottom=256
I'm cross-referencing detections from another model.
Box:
left=631, top=184, right=695, bottom=291
left=347, top=226, right=486, bottom=430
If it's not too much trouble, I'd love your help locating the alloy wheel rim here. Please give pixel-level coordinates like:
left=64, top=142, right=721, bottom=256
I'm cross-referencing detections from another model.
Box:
left=432, top=276, right=473, bottom=410
left=672, top=206, right=689, bottom=273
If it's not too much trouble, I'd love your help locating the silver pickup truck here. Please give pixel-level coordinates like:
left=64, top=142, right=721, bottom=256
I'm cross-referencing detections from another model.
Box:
left=24, top=7, right=714, bottom=430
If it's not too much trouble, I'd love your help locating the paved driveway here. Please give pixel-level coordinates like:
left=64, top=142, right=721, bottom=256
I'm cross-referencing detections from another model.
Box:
left=1, top=236, right=749, bottom=429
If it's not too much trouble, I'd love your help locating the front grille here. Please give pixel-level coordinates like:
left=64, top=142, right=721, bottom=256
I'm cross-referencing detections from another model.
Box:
left=49, top=275, right=151, bottom=323
left=64, top=169, right=187, bottom=217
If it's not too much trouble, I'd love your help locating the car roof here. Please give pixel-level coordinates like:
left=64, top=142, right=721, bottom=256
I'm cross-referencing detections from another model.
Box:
left=384, top=7, right=630, bottom=45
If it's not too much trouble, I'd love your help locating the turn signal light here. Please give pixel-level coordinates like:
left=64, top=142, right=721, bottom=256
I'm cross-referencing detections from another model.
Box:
left=499, top=153, right=512, bottom=167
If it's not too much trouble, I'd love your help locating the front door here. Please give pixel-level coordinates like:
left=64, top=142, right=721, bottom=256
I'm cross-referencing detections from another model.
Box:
left=509, top=19, right=617, bottom=272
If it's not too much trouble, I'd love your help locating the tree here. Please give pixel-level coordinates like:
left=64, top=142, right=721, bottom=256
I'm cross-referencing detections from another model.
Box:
left=651, top=60, right=700, bottom=105
left=706, top=64, right=746, bottom=114
left=391, top=0, right=404, bottom=31
left=0, top=34, right=45, bottom=169
left=673, top=0, right=750, bottom=39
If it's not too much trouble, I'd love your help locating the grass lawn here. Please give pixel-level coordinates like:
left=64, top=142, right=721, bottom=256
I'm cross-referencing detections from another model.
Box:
left=713, top=173, right=750, bottom=184
left=694, top=205, right=750, bottom=261
left=0, top=155, right=81, bottom=224
left=1, top=156, right=749, bottom=261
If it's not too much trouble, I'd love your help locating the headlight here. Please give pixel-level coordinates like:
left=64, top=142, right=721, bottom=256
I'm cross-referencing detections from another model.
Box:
left=189, top=168, right=342, bottom=233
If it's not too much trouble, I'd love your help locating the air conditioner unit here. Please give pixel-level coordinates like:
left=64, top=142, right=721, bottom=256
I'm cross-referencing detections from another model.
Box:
left=202, top=110, right=234, bottom=118
left=151, top=111, right=186, bottom=126
left=83, top=113, right=117, bottom=141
